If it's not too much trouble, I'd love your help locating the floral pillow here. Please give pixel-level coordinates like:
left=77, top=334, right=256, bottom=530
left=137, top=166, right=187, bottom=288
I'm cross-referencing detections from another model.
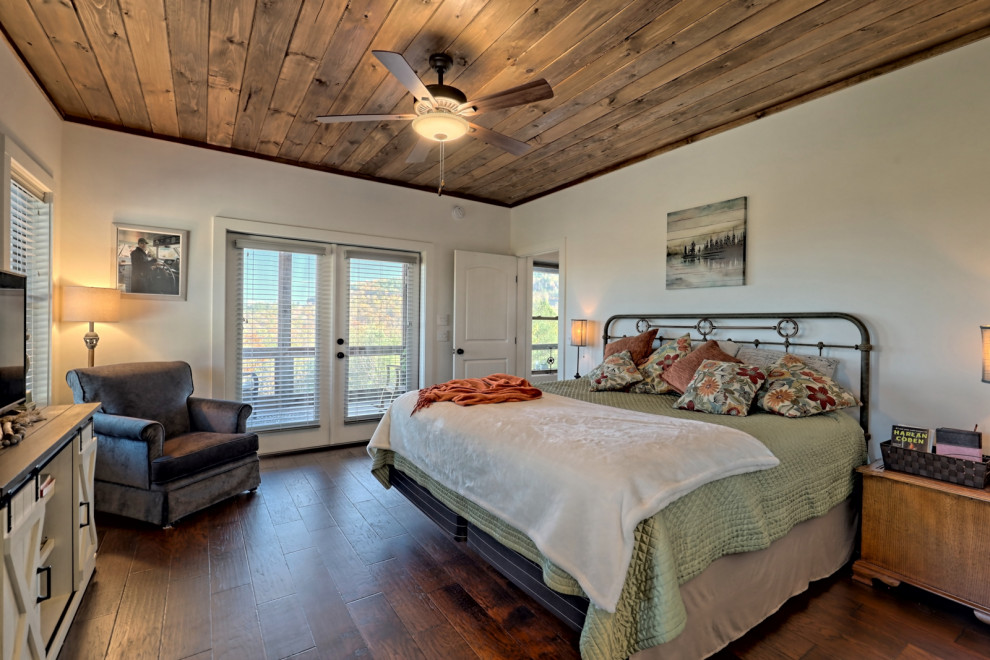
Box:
left=630, top=334, right=692, bottom=394
left=757, top=356, right=858, bottom=418
left=604, top=328, right=658, bottom=366
left=675, top=360, right=768, bottom=416
left=588, top=350, right=645, bottom=392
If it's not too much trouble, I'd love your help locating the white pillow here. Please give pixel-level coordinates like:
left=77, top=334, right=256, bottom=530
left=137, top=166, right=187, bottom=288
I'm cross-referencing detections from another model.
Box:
left=716, top=340, right=741, bottom=357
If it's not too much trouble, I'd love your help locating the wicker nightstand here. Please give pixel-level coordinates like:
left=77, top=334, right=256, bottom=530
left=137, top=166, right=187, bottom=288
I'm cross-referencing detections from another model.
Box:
left=853, top=461, right=990, bottom=624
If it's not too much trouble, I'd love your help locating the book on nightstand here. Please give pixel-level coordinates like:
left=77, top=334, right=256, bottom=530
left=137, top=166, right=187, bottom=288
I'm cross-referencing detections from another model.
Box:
left=890, top=425, right=933, bottom=453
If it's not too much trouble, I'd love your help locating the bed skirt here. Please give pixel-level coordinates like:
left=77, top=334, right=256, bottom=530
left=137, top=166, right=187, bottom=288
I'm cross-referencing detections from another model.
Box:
left=388, top=464, right=856, bottom=658
left=633, top=496, right=856, bottom=658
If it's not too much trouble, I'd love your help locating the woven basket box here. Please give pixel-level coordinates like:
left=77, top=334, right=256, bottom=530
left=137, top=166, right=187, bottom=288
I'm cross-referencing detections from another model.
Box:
left=880, top=441, right=990, bottom=489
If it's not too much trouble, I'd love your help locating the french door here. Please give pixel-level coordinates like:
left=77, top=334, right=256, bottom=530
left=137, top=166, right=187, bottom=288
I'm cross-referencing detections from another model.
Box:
left=332, top=247, right=420, bottom=444
left=227, top=234, right=420, bottom=453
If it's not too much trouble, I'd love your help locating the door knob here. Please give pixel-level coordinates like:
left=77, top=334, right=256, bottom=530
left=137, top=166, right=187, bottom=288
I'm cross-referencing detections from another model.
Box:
left=336, top=352, right=346, bottom=359
left=455, top=348, right=464, bottom=355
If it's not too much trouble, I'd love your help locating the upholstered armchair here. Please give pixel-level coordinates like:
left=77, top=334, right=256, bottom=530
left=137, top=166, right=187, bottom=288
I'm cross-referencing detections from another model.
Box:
left=66, top=361, right=260, bottom=527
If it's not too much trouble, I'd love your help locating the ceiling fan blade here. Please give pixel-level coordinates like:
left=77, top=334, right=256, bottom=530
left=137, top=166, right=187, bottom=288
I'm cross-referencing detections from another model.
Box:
left=373, top=50, right=437, bottom=106
left=467, top=123, right=531, bottom=157
left=316, top=113, right=415, bottom=124
left=406, top=139, right=434, bottom=163
left=460, top=79, right=553, bottom=114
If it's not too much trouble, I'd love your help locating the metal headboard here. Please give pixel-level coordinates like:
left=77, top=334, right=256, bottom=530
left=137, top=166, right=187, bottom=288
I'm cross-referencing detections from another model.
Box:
left=603, top=312, right=873, bottom=442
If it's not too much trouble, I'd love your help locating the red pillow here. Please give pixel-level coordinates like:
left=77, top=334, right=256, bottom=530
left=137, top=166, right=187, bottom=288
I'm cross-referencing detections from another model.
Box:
left=661, top=339, right=743, bottom=394
left=604, top=328, right=658, bottom=366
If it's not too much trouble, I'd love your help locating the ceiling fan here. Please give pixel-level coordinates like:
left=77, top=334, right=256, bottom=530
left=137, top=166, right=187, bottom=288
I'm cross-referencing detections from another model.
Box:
left=316, top=51, right=554, bottom=165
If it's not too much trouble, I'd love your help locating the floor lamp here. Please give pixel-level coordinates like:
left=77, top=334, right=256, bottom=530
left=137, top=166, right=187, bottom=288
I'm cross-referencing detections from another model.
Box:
left=62, top=286, right=121, bottom=367
left=571, top=319, right=588, bottom=379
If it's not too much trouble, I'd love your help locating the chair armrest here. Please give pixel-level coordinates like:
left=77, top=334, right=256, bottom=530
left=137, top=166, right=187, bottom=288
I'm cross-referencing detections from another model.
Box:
left=93, top=412, right=165, bottom=448
left=188, top=397, right=252, bottom=434
left=92, top=413, right=165, bottom=489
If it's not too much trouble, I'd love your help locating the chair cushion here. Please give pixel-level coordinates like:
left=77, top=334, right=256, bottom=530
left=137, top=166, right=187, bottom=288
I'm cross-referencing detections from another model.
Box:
left=151, top=431, right=259, bottom=484
left=67, top=361, right=195, bottom=438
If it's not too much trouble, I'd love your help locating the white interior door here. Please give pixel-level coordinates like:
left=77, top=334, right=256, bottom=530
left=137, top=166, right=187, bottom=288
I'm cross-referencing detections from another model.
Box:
left=453, top=250, right=519, bottom=378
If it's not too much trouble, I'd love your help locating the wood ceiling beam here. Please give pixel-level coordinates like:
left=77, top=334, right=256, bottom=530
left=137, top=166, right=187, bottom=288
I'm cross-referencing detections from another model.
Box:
left=206, top=0, right=255, bottom=147
left=230, top=0, right=307, bottom=152
left=166, top=0, right=209, bottom=141
left=74, top=0, right=152, bottom=131
left=255, top=0, right=350, bottom=156
left=120, top=0, right=180, bottom=137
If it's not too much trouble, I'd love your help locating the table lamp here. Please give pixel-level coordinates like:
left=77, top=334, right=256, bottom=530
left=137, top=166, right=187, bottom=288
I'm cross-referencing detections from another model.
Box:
left=571, top=319, right=588, bottom=379
left=62, top=286, right=121, bottom=367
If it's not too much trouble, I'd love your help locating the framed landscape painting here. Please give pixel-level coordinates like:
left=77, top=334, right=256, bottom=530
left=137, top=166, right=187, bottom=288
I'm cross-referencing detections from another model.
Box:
left=666, top=197, right=747, bottom=290
left=114, top=224, right=188, bottom=300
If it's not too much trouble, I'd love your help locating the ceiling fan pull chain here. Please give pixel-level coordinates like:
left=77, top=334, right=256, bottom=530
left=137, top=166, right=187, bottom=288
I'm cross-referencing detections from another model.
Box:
left=438, top=141, right=445, bottom=196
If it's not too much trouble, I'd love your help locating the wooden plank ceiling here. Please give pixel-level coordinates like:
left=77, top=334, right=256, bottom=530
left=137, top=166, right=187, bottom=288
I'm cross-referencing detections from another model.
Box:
left=2, top=0, right=989, bottom=207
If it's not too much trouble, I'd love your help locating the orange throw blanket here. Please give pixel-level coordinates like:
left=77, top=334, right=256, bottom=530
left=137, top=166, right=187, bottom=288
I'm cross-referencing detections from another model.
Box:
left=412, top=373, right=542, bottom=415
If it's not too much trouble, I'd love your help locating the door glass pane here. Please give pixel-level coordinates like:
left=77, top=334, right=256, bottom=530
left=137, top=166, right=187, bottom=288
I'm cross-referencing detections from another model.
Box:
left=238, top=249, right=320, bottom=431
left=345, top=255, right=420, bottom=421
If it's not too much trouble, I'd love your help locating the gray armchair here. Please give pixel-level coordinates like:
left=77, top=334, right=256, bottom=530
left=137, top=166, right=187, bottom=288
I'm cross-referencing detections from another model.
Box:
left=66, top=361, right=260, bottom=527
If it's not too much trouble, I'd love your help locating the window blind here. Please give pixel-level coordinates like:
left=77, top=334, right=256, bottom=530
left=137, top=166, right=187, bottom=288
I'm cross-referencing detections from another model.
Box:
left=234, top=239, right=325, bottom=432
left=344, top=248, right=420, bottom=422
left=9, top=177, right=50, bottom=406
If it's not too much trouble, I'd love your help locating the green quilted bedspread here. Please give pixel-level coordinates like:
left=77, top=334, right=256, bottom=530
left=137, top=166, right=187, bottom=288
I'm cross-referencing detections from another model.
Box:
left=369, top=378, right=866, bottom=660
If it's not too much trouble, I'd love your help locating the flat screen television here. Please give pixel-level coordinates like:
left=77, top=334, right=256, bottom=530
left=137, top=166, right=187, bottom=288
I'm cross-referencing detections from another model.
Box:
left=0, top=270, right=27, bottom=416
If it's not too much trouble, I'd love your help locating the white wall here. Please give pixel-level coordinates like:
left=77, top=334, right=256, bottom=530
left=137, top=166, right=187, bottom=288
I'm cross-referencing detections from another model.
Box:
left=0, top=40, right=61, bottom=191
left=0, top=38, right=61, bottom=409
left=54, top=124, right=511, bottom=403
left=512, top=37, right=990, bottom=457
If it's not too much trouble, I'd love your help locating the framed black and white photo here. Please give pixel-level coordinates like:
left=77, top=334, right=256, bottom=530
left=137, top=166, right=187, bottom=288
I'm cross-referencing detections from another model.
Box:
left=666, top=197, right=747, bottom=290
left=114, top=224, right=188, bottom=300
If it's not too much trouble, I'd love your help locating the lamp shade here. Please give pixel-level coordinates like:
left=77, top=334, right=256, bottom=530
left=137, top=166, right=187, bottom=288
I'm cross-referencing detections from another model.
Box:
left=412, top=113, right=469, bottom=142
left=983, top=325, right=990, bottom=383
left=570, top=319, right=588, bottom=347
left=62, top=286, right=121, bottom=323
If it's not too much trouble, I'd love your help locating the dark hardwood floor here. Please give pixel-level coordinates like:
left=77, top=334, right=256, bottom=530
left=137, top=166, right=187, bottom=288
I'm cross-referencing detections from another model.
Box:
left=60, top=445, right=990, bottom=660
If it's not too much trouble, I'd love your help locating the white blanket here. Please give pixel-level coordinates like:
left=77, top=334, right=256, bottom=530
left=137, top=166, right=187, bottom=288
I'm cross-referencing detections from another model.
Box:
left=368, top=391, right=779, bottom=612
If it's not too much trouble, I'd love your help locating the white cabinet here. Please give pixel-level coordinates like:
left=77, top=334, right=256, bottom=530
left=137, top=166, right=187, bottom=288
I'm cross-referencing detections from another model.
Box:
left=0, top=404, right=98, bottom=660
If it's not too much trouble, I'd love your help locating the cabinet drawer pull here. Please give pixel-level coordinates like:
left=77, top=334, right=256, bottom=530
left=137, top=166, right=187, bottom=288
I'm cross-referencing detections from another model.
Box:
left=37, top=565, right=52, bottom=603
left=79, top=501, right=91, bottom=528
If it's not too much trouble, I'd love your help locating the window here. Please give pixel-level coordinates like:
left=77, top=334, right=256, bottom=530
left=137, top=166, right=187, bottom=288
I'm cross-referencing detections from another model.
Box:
left=8, top=174, right=51, bottom=406
left=232, top=237, right=327, bottom=432
left=531, top=263, right=559, bottom=375
left=342, top=249, right=420, bottom=422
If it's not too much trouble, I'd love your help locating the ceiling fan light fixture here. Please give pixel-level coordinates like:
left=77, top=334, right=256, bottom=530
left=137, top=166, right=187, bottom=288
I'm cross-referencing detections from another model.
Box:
left=412, top=112, right=469, bottom=142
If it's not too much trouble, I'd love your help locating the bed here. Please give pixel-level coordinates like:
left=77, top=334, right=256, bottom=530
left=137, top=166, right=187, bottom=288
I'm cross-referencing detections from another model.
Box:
left=368, top=312, right=873, bottom=659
